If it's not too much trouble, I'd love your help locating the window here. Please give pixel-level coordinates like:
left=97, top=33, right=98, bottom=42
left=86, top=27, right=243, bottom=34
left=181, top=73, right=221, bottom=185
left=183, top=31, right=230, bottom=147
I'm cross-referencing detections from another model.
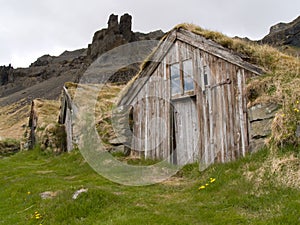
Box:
left=170, top=63, right=181, bottom=95
left=183, top=59, right=194, bottom=92
left=170, top=59, right=194, bottom=97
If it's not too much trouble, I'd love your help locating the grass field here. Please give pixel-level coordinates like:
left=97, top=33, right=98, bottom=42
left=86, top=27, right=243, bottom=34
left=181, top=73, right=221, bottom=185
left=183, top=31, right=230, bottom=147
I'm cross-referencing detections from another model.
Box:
left=1, top=147, right=299, bottom=225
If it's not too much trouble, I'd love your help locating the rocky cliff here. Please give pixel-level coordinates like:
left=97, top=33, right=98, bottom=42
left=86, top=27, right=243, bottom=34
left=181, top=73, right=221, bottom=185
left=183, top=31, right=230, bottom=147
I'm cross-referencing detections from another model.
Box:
left=0, top=49, right=87, bottom=105
left=0, top=64, right=13, bottom=86
left=86, top=13, right=164, bottom=83
left=0, top=13, right=164, bottom=106
left=261, top=16, right=300, bottom=48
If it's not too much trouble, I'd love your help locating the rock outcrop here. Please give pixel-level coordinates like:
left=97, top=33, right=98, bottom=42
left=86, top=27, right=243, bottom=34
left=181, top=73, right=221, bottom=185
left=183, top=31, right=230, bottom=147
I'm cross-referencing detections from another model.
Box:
left=261, top=16, right=300, bottom=47
left=87, top=13, right=163, bottom=61
left=0, top=13, right=165, bottom=106
left=0, top=49, right=88, bottom=106
left=0, top=64, right=13, bottom=85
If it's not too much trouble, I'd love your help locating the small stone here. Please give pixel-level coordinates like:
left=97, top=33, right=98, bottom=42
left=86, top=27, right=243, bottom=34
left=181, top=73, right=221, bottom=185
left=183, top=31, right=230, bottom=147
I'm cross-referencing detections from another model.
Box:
left=40, top=191, right=60, bottom=199
left=72, top=188, right=88, bottom=200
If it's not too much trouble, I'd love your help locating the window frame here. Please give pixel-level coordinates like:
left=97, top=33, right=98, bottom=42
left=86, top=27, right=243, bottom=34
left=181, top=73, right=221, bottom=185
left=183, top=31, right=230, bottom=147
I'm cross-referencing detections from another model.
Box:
left=169, top=58, right=195, bottom=98
left=182, top=59, right=194, bottom=93
left=170, top=62, right=182, bottom=96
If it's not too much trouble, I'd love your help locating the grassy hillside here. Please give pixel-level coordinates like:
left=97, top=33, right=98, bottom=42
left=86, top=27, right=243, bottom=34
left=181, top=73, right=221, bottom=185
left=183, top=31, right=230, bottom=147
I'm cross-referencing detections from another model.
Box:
left=0, top=146, right=299, bottom=224
left=0, top=99, right=29, bottom=140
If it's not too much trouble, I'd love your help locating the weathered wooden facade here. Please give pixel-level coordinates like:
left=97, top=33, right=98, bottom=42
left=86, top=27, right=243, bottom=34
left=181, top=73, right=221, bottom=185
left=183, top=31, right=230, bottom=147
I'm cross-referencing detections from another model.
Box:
left=118, top=27, right=262, bottom=167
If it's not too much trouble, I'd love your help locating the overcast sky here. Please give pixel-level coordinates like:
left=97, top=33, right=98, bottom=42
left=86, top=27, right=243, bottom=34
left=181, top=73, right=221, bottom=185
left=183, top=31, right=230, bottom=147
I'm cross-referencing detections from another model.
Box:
left=0, top=0, right=299, bottom=68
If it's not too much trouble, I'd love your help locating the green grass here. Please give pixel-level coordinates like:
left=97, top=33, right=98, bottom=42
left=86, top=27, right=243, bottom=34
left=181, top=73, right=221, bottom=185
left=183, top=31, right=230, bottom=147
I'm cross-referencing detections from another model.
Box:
left=0, top=147, right=299, bottom=225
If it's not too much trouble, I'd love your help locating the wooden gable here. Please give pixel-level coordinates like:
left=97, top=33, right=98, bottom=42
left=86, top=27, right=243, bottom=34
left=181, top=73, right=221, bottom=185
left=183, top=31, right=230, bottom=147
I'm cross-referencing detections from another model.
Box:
left=118, top=27, right=262, bottom=167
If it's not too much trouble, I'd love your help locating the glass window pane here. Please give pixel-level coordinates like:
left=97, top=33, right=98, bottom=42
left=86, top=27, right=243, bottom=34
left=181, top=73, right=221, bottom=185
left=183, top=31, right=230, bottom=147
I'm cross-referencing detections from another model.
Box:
left=183, top=60, right=194, bottom=92
left=170, top=63, right=181, bottom=95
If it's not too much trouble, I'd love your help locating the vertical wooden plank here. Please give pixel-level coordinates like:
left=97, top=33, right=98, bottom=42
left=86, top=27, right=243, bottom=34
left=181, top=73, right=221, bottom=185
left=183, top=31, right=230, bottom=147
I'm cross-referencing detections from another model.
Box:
left=216, top=58, right=225, bottom=163
left=165, top=61, right=170, bottom=161
left=203, top=52, right=211, bottom=165
left=137, top=89, right=143, bottom=158
left=230, top=65, right=238, bottom=159
left=226, top=63, right=234, bottom=160
left=209, top=54, right=217, bottom=164
left=156, top=72, right=162, bottom=159
left=242, top=70, right=249, bottom=153
left=149, top=75, right=155, bottom=159
left=140, top=89, right=145, bottom=158
left=165, top=49, right=172, bottom=162
left=156, top=74, right=161, bottom=159
left=237, top=69, right=246, bottom=156
left=214, top=56, right=222, bottom=162
left=155, top=73, right=160, bottom=160
left=187, top=101, right=193, bottom=162
left=192, top=99, right=199, bottom=161
left=196, top=50, right=208, bottom=168
left=134, top=98, right=140, bottom=157
left=194, top=48, right=201, bottom=164
left=234, top=66, right=241, bottom=158
left=144, top=78, right=149, bottom=158
left=221, top=61, right=230, bottom=162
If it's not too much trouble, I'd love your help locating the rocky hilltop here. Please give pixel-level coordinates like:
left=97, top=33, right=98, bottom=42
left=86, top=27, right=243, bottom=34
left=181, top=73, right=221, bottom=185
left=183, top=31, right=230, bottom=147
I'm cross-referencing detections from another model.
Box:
left=0, top=13, right=164, bottom=106
left=87, top=13, right=163, bottom=61
left=261, top=16, right=300, bottom=48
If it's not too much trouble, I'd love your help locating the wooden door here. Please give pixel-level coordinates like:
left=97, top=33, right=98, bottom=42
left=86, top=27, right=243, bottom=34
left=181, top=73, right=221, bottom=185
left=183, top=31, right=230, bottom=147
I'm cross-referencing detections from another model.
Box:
left=171, top=97, right=199, bottom=165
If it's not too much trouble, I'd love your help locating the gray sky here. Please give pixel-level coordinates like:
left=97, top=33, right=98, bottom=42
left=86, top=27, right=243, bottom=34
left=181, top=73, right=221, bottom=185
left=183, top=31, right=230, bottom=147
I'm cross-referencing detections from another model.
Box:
left=0, top=0, right=299, bottom=68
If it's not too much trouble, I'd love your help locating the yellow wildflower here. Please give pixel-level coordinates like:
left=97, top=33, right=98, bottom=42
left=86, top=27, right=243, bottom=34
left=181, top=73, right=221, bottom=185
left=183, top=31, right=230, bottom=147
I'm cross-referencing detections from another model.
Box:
left=27, top=191, right=31, bottom=195
left=198, top=185, right=206, bottom=190
left=296, top=100, right=299, bottom=104
left=210, top=178, right=216, bottom=183
left=33, top=211, right=42, bottom=220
